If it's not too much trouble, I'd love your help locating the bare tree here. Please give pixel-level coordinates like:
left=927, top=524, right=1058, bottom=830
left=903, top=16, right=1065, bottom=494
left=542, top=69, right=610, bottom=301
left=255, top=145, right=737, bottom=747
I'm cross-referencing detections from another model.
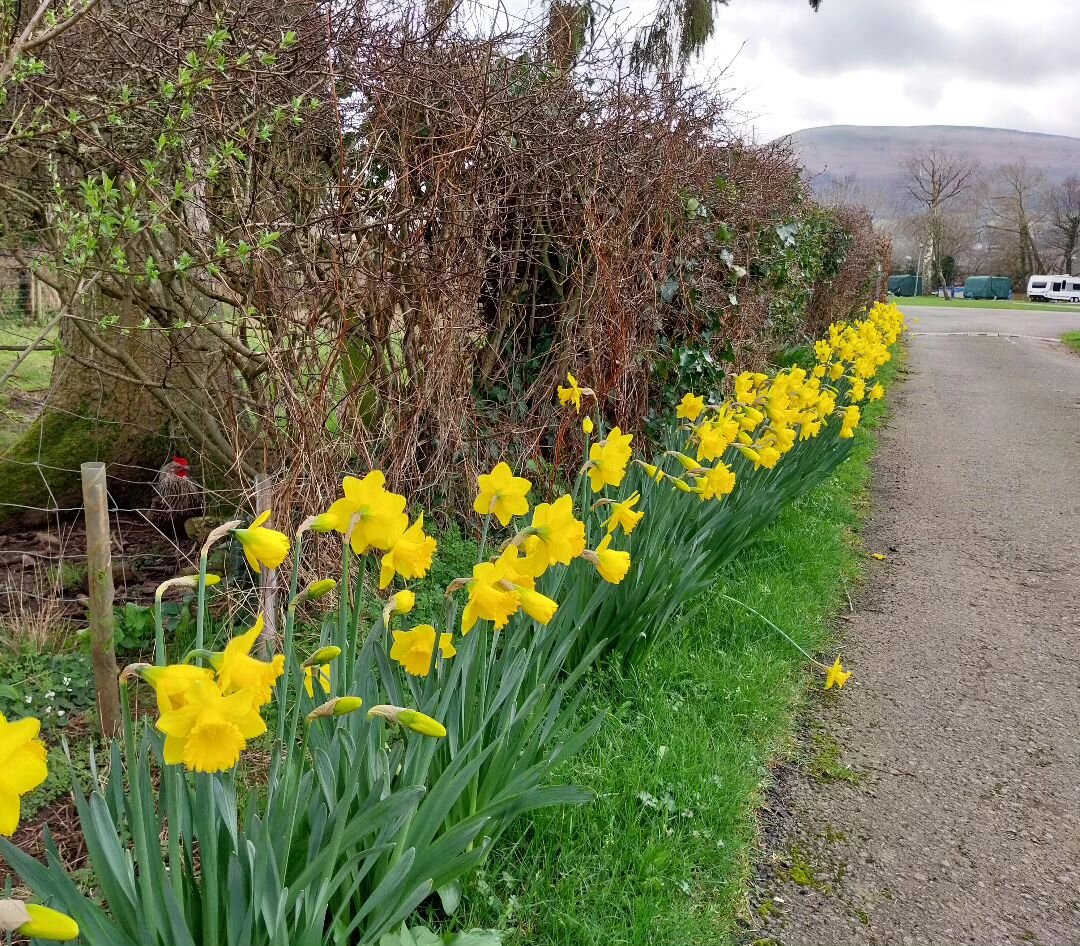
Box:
left=902, top=149, right=979, bottom=291
left=1047, top=176, right=1080, bottom=274
left=981, top=160, right=1048, bottom=282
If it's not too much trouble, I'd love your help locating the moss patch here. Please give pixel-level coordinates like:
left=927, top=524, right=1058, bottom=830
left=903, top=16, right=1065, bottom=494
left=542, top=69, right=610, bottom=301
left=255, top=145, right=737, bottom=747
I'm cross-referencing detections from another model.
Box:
left=0, top=410, right=167, bottom=528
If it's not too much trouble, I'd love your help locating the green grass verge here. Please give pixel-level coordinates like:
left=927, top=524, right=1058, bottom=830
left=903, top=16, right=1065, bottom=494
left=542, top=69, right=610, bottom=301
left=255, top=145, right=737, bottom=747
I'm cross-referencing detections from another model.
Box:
left=456, top=355, right=902, bottom=945
left=1062, top=331, right=1080, bottom=354
left=896, top=295, right=1079, bottom=312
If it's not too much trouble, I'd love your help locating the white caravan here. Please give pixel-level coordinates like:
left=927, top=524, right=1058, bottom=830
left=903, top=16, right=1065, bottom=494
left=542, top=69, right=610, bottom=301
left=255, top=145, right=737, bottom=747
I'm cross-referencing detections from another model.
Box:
left=1027, top=275, right=1080, bottom=303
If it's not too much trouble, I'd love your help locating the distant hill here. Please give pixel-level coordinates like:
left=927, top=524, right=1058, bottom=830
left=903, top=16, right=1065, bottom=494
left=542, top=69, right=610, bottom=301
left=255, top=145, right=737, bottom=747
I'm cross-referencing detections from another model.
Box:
left=788, top=125, right=1080, bottom=202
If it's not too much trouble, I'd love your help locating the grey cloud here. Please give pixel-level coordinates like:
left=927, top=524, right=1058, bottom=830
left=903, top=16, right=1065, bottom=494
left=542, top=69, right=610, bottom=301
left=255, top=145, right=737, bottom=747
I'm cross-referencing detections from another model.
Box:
left=732, top=0, right=1075, bottom=86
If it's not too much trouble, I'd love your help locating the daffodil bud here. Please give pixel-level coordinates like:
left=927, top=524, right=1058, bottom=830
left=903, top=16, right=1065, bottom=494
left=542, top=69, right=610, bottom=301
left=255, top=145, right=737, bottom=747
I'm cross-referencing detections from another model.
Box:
left=383, top=588, right=417, bottom=624
left=391, top=589, right=416, bottom=613
left=290, top=578, right=338, bottom=608
left=201, top=519, right=243, bottom=557
left=119, top=661, right=151, bottom=683
left=665, top=451, right=700, bottom=472
left=307, top=696, right=364, bottom=721
left=302, top=645, right=342, bottom=668
left=634, top=460, right=666, bottom=482
left=582, top=416, right=594, bottom=434
left=155, top=574, right=221, bottom=600
left=367, top=704, right=447, bottom=738
left=0, top=901, right=80, bottom=941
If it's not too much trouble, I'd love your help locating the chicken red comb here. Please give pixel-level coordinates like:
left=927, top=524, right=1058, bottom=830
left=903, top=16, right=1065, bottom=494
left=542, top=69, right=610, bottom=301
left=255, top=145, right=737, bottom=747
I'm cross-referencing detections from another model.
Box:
left=173, top=456, right=189, bottom=465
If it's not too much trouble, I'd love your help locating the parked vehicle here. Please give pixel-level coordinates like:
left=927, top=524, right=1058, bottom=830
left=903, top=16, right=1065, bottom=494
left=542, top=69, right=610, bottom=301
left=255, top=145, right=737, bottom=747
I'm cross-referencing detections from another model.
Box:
left=963, top=276, right=1012, bottom=301
left=1028, top=274, right=1080, bottom=303
left=1027, top=275, right=1051, bottom=301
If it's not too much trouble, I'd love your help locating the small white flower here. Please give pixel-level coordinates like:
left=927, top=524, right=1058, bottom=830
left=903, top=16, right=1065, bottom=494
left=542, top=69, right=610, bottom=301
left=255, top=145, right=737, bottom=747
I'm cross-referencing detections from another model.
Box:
left=57, top=709, right=66, bottom=717
left=44, top=690, right=56, bottom=700
left=44, top=705, right=53, bottom=715
left=23, top=694, right=32, bottom=704
left=62, top=676, right=72, bottom=686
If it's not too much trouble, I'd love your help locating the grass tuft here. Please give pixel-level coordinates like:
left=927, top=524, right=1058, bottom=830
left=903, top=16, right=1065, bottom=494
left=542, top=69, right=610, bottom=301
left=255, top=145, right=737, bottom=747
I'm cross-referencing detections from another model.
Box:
left=457, top=353, right=902, bottom=945
left=1061, top=331, right=1080, bottom=354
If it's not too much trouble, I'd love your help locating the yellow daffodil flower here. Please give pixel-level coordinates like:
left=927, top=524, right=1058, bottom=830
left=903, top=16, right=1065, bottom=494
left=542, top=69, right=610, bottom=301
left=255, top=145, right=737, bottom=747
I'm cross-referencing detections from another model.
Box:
left=696, top=416, right=740, bottom=461
left=584, top=534, right=631, bottom=584
left=757, top=445, right=782, bottom=469
left=156, top=679, right=266, bottom=773
left=0, top=715, right=48, bottom=837
left=734, top=372, right=763, bottom=405
left=496, top=545, right=538, bottom=588
left=390, top=624, right=457, bottom=677
left=519, top=494, right=586, bottom=577
left=141, top=664, right=216, bottom=712
left=233, top=510, right=291, bottom=571
left=582, top=416, right=594, bottom=434
left=321, top=471, right=409, bottom=554
left=515, top=586, right=559, bottom=624
left=840, top=405, right=861, bottom=439
left=869, top=382, right=885, bottom=401
left=604, top=491, right=644, bottom=535
left=800, top=418, right=823, bottom=440
left=676, top=392, right=705, bottom=421
left=557, top=372, right=585, bottom=412
left=824, top=657, right=852, bottom=690
left=473, top=462, right=532, bottom=526
left=209, top=614, right=285, bottom=708
left=587, top=427, right=633, bottom=492
left=695, top=463, right=736, bottom=501
left=461, top=559, right=520, bottom=634
left=379, top=513, right=437, bottom=588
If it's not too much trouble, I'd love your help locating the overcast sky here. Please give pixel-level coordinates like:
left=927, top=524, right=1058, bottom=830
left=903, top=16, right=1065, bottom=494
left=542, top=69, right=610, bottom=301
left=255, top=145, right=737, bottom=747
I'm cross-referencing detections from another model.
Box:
left=669, top=0, right=1080, bottom=142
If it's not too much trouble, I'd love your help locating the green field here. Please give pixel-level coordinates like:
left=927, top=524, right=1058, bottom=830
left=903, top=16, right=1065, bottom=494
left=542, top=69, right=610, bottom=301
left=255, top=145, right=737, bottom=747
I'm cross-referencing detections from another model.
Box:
left=1062, top=331, right=1080, bottom=353
left=0, top=311, right=55, bottom=452
left=896, top=295, right=1080, bottom=313
left=456, top=357, right=901, bottom=945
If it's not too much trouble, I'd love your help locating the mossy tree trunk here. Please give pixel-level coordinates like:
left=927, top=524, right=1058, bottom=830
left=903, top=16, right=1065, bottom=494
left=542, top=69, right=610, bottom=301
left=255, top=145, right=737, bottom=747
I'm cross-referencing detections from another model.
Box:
left=0, top=294, right=217, bottom=528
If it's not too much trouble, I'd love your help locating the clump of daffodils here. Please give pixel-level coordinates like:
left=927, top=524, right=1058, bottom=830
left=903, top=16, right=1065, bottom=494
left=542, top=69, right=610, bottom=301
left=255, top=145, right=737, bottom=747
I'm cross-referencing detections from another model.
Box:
left=0, top=713, right=48, bottom=837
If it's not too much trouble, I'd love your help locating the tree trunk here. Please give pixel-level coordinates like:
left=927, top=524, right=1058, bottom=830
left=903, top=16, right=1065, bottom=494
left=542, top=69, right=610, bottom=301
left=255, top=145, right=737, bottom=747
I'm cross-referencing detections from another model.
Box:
left=0, top=295, right=176, bottom=527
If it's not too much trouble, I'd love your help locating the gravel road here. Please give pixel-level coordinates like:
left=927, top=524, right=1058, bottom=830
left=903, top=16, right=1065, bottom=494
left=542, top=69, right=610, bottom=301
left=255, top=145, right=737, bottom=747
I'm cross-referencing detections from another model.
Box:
left=751, top=306, right=1080, bottom=946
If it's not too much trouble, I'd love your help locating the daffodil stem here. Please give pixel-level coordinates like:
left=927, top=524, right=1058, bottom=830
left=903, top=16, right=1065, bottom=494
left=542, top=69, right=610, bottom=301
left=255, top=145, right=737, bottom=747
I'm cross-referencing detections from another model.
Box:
left=346, top=554, right=366, bottom=692
left=715, top=592, right=829, bottom=670
left=153, top=590, right=166, bottom=666
left=195, top=551, right=209, bottom=654
left=336, top=543, right=350, bottom=694
left=278, top=536, right=304, bottom=744
left=477, top=512, right=492, bottom=562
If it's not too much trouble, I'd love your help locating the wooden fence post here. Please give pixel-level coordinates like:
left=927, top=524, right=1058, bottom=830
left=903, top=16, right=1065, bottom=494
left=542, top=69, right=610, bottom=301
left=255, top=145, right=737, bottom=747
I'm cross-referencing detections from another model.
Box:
left=255, top=472, right=278, bottom=659
left=81, top=462, right=121, bottom=739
